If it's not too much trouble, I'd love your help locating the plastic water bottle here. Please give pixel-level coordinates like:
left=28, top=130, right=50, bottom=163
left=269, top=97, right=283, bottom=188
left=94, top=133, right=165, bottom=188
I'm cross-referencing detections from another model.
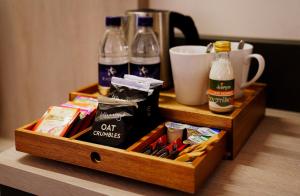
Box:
left=98, top=16, right=128, bottom=96
left=130, top=16, right=160, bottom=79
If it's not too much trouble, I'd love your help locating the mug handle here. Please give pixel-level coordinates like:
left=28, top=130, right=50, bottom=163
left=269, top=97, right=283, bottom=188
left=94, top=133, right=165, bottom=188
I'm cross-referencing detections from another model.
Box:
left=240, top=54, right=265, bottom=89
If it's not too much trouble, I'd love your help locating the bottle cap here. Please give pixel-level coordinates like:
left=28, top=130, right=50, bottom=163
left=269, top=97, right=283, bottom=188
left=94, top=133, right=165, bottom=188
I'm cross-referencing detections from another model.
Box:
left=214, top=41, right=231, bottom=52
left=105, top=16, right=121, bottom=26
left=138, top=16, right=153, bottom=27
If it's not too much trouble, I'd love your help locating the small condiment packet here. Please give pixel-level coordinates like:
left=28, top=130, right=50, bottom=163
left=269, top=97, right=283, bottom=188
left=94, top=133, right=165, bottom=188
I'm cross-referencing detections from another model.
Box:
left=165, top=121, right=187, bottom=143
left=61, top=101, right=96, bottom=116
left=184, top=125, right=220, bottom=145
left=61, top=101, right=98, bottom=137
left=183, top=135, right=206, bottom=145
left=33, top=106, right=80, bottom=137
left=186, top=126, right=219, bottom=137
left=143, top=134, right=167, bottom=155
left=73, top=96, right=98, bottom=108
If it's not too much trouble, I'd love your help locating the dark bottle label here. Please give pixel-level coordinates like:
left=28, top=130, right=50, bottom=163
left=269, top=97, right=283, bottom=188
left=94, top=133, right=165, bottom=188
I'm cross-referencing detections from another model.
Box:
left=98, top=63, right=128, bottom=87
left=129, top=62, right=160, bottom=79
left=208, top=79, right=234, bottom=107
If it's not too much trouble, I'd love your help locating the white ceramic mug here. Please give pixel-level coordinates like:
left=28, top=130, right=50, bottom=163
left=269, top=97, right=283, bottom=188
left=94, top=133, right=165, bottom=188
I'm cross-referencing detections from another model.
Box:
left=169, top=46, right=213, bottom=105
left=229, top=42, right=265, bottom=98
left=169, top=43, right=265, bottom=105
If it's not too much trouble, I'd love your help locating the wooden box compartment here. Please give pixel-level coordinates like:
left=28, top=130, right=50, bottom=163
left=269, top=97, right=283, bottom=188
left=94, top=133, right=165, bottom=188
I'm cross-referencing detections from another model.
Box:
left=69, top=83, right=266, bottom=158
left=15, top=121, right=226, bottom=194
left=15, top=83, right=265, bottom=192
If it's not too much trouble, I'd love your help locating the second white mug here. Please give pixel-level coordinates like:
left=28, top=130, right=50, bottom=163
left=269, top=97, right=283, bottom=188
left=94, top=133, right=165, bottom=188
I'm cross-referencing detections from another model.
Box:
left=169, top=42, right=265, bottom=106
left=229, top=42, right=265, bottom=98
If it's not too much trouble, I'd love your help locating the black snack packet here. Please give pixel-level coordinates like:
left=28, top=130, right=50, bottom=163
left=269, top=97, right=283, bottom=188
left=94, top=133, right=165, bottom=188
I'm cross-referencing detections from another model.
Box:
left=88, top=97, right=138, bottom=148
left=109, top=76, right=162, bottom=134
left=83, top=76, right=163, bottom=149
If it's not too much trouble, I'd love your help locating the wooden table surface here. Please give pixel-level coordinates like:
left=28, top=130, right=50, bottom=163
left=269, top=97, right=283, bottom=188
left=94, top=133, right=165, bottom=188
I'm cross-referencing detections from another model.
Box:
left=1, top=108, right=300, bottom=196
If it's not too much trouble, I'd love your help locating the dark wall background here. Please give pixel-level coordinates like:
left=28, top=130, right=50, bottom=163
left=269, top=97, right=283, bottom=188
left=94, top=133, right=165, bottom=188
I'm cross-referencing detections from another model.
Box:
left=175, top=37, right=300, bottom=112
left=248, top=42, right=300, bottom=112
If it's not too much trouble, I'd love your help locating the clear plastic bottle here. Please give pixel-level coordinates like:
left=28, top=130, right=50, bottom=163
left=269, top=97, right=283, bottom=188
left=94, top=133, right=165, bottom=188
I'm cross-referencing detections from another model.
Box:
left=98, top=16, right=128, bottom=96
left=130, top=16, right=160, bottom=79
left=208, top=41, right=235, bottom=113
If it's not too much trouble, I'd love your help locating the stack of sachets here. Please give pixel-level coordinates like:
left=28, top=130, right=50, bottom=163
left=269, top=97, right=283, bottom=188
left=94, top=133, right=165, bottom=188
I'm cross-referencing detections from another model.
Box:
left=33, top=96, right=98, bottom=137
left=88, top=75, right=163, bottom=148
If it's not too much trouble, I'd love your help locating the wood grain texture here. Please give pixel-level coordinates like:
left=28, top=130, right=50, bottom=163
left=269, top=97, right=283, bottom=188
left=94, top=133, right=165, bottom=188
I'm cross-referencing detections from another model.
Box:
left=15, top=129, right=195, bottom=193
left=2, top=109, right=300, bottom=196
left=160, top=84, right=266, bottom=159
left=232, top=86, right=266, bottom=158
left=69, top=83, right=99, bottom=100
left=126, top=124, right=165, bottom=152
left=15, top=122, right=196, bottom=192
left=15, top=121, right=226, bottom=193
left=159, top=95, right=233, bottom=130
left=68, top=83, right=266, bottom=158
left=198, top=109, right=300, bottom=196
left=138, top=0, right=149, bottom=9
left=68, top=83, right=265, bottom=131
left=0, top=0, right=138, bottom=139
left=194, top=131, right=226, bottom=191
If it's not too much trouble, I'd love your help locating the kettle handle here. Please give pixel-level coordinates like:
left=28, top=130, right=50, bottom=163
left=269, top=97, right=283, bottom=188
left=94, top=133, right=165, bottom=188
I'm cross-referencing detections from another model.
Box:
left=169, top=12, right=201, bottom=47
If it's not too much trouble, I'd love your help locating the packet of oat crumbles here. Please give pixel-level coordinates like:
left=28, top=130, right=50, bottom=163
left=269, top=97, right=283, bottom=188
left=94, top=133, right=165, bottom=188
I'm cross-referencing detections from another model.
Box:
left=88, top=96, right=138, bottom=148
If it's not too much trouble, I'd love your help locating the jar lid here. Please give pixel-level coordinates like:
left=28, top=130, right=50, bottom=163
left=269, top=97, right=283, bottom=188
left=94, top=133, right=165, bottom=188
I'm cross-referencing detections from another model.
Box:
left=214, top=41, right=231, bottom=52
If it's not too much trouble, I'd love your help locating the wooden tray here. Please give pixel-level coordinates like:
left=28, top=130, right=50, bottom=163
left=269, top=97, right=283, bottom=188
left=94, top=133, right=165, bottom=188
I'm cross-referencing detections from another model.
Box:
left=15, top=122, right=226, bottom=194
left=15, top=83, right=265, bottom=192
left=69, top=83, right=266, bottom=158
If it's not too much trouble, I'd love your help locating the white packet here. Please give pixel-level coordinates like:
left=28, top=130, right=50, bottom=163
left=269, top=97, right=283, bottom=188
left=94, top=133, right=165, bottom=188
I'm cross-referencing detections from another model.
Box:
left=124, top=74, right=164, bottom=88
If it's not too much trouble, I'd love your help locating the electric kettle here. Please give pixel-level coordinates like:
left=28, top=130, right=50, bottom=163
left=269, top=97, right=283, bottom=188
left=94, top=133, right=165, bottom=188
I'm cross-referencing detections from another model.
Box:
left=125, top=9, right=200, bottom=88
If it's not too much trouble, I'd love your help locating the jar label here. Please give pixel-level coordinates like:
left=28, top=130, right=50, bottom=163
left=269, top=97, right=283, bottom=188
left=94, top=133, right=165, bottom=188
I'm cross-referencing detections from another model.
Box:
left=208, top=79, right=234, bottom=107
left=98, top=63, right=128, bottom=87
left=129, top=63, right=160, bottom=79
